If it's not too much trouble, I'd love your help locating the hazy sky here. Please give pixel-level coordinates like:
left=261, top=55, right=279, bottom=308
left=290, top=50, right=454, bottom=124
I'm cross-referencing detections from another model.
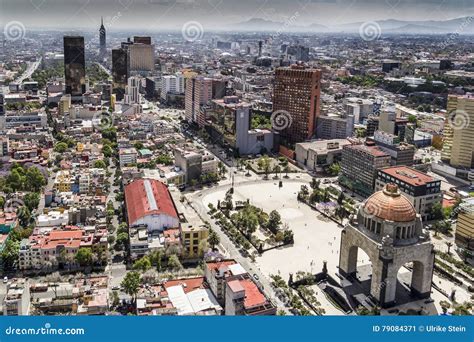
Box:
left=1, top=0, right=474, bottom=31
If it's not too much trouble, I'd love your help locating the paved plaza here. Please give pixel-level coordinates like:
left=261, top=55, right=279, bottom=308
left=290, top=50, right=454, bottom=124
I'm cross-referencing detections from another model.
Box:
left=200, top=178, right=470, bottom=315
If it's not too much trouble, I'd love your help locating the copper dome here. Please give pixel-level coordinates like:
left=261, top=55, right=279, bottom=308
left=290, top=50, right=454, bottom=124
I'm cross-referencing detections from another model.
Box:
left=362, top=183, right=417, bottom=222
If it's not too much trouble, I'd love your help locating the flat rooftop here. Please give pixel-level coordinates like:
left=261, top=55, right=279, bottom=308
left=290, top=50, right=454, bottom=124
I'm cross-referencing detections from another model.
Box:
left=379, top=166, right=437, bottom=186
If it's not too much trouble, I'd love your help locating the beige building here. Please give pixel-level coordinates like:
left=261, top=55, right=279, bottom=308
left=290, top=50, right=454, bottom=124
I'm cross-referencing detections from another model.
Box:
left=455, top=199, right=474, bottom=251
left=442, top=94, right=474, bottom=169
left=180, top=224, right=208, bottom=259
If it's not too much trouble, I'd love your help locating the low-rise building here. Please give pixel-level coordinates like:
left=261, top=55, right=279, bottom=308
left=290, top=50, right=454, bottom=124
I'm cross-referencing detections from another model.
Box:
left=119, top=148, right=138, bottom=167
left=180, top=224, right=209, bottom=259
left=205, top=259, right=276, bottom=315
left=3, top=279, right=30, bottom=315
left=124, top=178, right=179, bottom=233
left=295, top=139, right=352, bottom=172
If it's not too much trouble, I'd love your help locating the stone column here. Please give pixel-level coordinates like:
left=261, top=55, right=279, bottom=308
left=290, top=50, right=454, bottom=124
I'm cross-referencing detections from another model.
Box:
left=410, top=259, right=433, bottom=298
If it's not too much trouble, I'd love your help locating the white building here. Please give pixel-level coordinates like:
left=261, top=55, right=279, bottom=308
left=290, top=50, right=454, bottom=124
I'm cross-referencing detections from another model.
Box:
left=160, top=73, right=185, bottom=101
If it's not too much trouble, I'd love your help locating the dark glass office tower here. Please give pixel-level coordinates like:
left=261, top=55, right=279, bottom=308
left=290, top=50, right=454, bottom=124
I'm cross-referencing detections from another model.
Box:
left=64, top=36, right=86, bottom=98
left=99, top=17, right=106, bottom=58
left=112, top=48, right=129, bottom=100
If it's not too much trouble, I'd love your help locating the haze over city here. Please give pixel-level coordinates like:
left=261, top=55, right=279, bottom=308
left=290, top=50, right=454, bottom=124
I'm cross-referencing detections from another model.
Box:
left=2, top=0, right=474, bottom=31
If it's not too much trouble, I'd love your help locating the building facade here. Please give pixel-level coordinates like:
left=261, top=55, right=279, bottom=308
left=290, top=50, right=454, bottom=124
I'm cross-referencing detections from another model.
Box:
left=63, top=36, right=86, bottom=98
left=273, top=65, right=321, bottom=146
left=340, top=144, right=391, bottom=196
left=375, top=166, right=442, bottom=221
left=442, top=94, right=474, bottom=169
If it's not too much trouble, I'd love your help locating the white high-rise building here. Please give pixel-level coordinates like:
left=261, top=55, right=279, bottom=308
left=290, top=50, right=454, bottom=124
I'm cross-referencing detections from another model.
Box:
left=124, top=76, right=142, bottom=105
left=160, top=73, right=185, bottom=101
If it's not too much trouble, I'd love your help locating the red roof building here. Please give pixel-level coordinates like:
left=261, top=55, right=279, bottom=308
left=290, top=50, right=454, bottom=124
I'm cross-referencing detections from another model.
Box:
left=124, top=178, right=179, bottom=232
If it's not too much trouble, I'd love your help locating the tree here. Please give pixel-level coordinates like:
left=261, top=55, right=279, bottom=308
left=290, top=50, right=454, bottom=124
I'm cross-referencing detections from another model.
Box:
left=93, top=160, right=107, bottom=169
left=208, top=230, right=220, bottom=250
left=75, top=247, right=94, bottom=267
left=273, top=165, right=281, bottom=179
left=133, top=256, right=152, bottom=272
left=102, top=144, right=113, bottom=158
left=430, top=203, right=444, bottom=220
left=23, top=192, right=40, bottom=211
left=298, top=185, right=309, bottom=202
left=116, top=232, right=129, bottom=250
left=1, top=239, right=20, bottom=270
left=111, top=290, right=120, bottom=307
left=257, top=156, right=271, bottom=179
left=407, top=114, right=417, bottom=125
left=328, top=163, right=341, bottom=176
left=25, top=167, right=46, bottom=192
left=7, top=169, right=25, bottom=191
left=267, top=210, right=282, bottom=233
left=17, top=206, right=32, bottom=228
left=148, top=250, right=163, bottom=271
left=121, top=271, right=141, bottom=303
left=283, top=165, right=290, bottom=178
left=167, top=254, right=183, bottom=271
left=310, top=178, right=320, bottom=190
left=54, top=142, right=68, bottom=153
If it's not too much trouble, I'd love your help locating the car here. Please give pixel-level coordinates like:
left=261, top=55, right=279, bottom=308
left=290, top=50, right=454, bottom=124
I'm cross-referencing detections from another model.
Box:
left=253, top=273, right=259, bottom=281
left=3, top=276, right=8, bottom=283
left=112, top=286, right=120, bottom=291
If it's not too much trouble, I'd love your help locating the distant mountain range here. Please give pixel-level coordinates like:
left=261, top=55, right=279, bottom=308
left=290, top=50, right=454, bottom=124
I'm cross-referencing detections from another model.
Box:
left=229, top=16, right=474, bottom=34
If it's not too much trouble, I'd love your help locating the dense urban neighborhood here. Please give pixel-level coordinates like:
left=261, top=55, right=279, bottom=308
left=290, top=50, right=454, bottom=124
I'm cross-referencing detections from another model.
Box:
left=0, top=3, right=473, bottom=318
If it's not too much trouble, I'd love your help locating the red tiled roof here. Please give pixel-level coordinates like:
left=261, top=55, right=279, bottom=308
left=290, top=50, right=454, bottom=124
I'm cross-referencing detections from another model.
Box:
left=124, top=179, right=178, bottom=225
left=227, top=278, right=267, bottom=309
left=164, top=277, right=205, bottom=294
left=240, top=279, right=267, bottom=309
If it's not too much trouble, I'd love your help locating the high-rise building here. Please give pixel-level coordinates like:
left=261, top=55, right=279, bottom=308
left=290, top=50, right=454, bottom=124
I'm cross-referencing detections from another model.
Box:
left=455, top=199, right=474, bottom=251
left=185, top=76, right=213, bottom=126
left=99, top=17, right=106, bottom=58
left=442, top=94, right=474, bottom=169
left=0, top=92, right=4, bottom=116
left=112, top=48, right=129, bottom=100
left=63, top=36, right=86, bottom=98
left=273, top=65, right=321, bottom=146
left=340, top=143, right=391, bottom=197
left=133, top=36, right=151, bottom=45
left=124, top=76, right=141, bottom=106
left=161, top=73, right=185, bottom=101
